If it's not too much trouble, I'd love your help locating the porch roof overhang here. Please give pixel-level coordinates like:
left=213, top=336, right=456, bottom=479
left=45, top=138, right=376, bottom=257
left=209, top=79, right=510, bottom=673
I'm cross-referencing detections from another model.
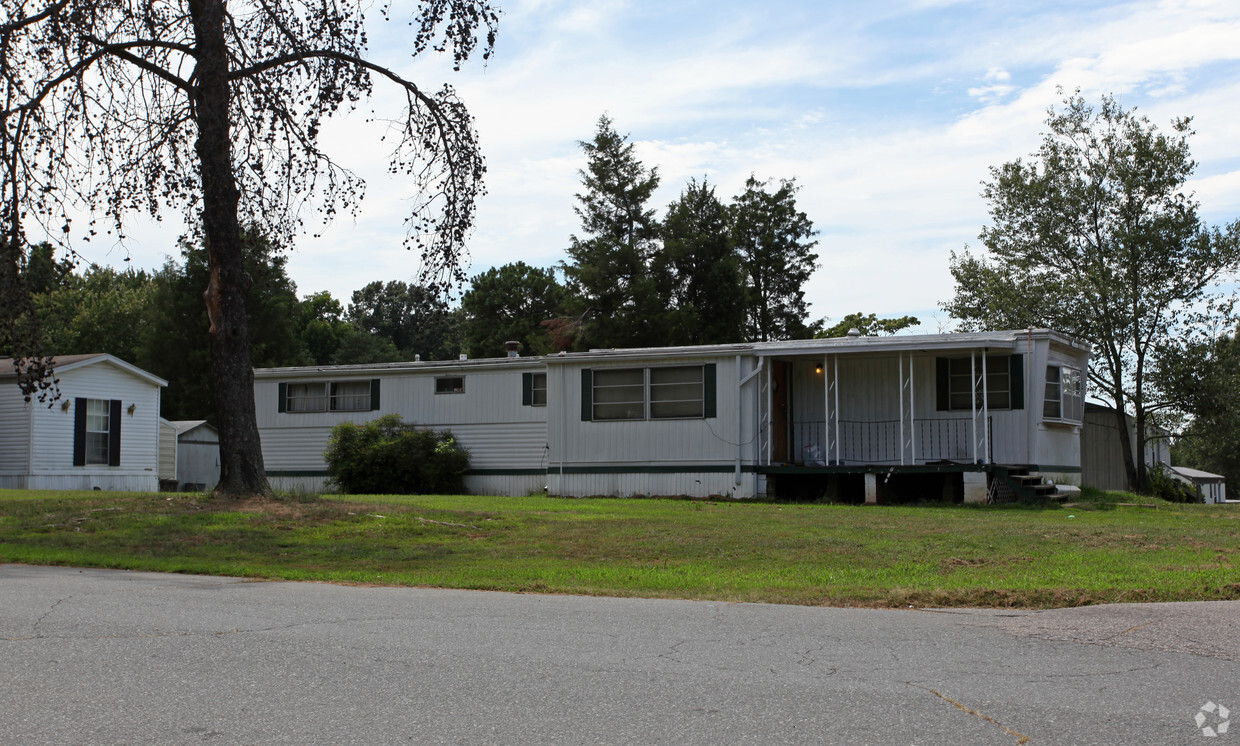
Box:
left=748, top=329, right=1085, bottom=359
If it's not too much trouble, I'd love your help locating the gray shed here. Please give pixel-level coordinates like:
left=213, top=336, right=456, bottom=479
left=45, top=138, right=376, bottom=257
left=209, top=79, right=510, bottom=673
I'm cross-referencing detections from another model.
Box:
left=1080, top=403, right=1170, bottom=492
left=171, top=420, right=220, bottom=491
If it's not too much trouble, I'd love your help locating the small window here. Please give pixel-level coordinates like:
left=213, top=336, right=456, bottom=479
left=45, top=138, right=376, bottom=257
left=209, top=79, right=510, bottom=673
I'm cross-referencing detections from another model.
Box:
left=435, top=376, right=465, bottom=394
left=530, top=373, right=547, bottom=406
left=1045, top=365, right=1083, bottom=421
left=85, top=399, right=111, bottom=465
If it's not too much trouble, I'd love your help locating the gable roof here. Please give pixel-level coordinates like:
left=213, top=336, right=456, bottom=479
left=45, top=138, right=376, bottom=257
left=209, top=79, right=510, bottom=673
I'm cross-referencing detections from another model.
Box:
left=0, top=354, right=167, bottom=387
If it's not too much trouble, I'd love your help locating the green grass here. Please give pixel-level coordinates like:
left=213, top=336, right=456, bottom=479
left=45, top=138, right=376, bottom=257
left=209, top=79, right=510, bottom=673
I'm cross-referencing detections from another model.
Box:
left=2, top=488, right=1239, bottom=608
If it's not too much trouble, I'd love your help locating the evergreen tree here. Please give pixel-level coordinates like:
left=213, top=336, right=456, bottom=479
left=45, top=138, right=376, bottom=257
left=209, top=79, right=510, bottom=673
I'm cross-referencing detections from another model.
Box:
left=564, top=115, right=664, bottom=349
left=656, top=178, right=745, bottom=345
left=731, top=176, right=820, bottom=342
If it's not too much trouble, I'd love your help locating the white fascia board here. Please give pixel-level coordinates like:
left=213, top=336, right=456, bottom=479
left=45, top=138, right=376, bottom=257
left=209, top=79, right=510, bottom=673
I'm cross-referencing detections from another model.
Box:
left=55, top=354, right=168, bottom=388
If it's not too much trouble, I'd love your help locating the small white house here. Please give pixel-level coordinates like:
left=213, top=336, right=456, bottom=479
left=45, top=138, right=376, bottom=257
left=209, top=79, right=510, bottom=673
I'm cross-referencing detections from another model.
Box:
left=0, top=354, right=167, bottom=491
left=255, top=329, right=1091, bottom=502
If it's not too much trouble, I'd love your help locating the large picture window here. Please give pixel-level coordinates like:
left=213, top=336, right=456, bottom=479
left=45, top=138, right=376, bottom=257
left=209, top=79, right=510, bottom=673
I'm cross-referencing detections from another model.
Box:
left=280, top=379, right=379, bottom=413
left=936, top=355, right=1023, bottom=411
left=582, top=364, right=716, bottom=421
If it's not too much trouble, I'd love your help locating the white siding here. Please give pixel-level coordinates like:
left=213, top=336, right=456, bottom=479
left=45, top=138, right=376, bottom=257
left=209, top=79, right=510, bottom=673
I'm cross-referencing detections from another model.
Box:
left=549, top=471, right=749, bottom=499
left=0, top=388, right=31, bottom=476
left=1, top=359, right=164, bottom=491
left=257, top=363, right=550, bottom=494
left=158, top=419, right=177, bottom=480
left=548, top=356, right=740, bottom=468
left=29, top=363, right=162, bottom=483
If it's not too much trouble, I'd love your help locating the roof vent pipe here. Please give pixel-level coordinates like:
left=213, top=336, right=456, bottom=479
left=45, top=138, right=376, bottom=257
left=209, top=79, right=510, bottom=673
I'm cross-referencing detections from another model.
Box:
left=504, top=340, right=521, bottom=358
left=846, top=328, right=862, bottom=338
left=414, top=354, right=421, bottom=362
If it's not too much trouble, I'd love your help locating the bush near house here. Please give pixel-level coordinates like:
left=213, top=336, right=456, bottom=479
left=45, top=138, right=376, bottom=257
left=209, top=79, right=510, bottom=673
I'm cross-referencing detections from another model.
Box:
left=324, top=414, right=470, bottom=494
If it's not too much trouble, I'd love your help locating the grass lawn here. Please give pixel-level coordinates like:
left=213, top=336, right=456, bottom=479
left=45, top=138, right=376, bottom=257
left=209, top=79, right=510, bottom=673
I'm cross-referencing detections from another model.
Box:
left=2, top=488, right=1238, bottom=608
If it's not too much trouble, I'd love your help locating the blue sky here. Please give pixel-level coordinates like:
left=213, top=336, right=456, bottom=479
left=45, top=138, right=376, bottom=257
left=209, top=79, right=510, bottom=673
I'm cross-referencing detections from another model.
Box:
left=93, top=0, right=1240, bottom=331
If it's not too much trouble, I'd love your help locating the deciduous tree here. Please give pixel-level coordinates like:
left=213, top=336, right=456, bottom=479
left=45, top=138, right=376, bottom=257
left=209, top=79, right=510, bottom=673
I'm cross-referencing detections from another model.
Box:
left=461, top=262, right=566, bottom=357
left=943, top=92, right=1240, bottom=492
left=0, top=0, right=497, bottom=497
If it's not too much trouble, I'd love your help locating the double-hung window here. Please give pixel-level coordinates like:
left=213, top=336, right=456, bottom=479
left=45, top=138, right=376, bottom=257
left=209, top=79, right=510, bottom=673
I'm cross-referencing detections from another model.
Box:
left=73, top=398, right=120, bottom=467
left=85, top=399, right=111, bottom=464
left=582, top=364, right=716, bottom=421
left=1044, top=366, right=1083, bottom=421
left=522, top=372, right=547, bottom=406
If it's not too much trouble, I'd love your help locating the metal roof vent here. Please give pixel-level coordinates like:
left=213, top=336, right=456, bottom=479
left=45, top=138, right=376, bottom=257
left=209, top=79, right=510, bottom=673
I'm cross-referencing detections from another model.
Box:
left=846, top=328, right=862, bottom=338
left=459, top=354, right=468, bottom=361
left=504, top=340, right=521, bottom=358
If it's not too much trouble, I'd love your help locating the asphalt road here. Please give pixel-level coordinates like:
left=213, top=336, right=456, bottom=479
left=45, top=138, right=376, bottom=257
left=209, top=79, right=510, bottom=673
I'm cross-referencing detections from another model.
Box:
left=2, top=564, right=1237, bottom=745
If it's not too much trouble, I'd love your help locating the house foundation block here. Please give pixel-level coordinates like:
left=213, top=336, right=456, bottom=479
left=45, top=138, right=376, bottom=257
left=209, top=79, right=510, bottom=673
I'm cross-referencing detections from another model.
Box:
left=963, top=472, right=988, bottom=504
left=864, top=473, right=878, bottom=505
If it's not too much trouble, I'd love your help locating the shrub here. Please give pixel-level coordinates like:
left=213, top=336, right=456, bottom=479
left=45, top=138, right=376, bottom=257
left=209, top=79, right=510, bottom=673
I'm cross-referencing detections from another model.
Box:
left=324, top=414, right=470, bottom=495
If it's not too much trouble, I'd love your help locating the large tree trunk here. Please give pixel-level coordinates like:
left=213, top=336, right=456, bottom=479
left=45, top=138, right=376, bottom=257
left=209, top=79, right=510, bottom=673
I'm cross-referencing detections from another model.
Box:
left=190, top=0, right=271, bottom=498
left=1111, top=401, right=1139, bottom=493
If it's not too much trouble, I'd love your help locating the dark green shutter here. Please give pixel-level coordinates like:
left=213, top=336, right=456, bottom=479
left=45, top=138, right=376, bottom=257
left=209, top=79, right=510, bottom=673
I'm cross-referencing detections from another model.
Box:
left=1009, top=354, right=1024, bottom=410
left=935, top=358, right=950, bottom=411
left=278, top=382, right=287, bottom=413
left=108, top=399, right=121, bottom=467
left=581, top=369, right=593, bottom=421
left=73, top=398, right=87, bottom=466
left=370, top=379, right=381, bottom=411
left=522, top=372, right=533, bottom=406
left=703, top=363, right=717, bottom=418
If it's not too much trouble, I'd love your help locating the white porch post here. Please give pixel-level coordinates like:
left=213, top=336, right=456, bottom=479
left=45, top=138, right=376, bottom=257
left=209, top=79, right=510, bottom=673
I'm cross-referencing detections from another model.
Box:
left=909, top=352, right=917, bottom=463
left=981, top=349, right=990, bottom=464
left=822, top=355, right=831, bottom=465
left=765, top=360, right=772, bottom=466
left=898, top=355, right=905, bottom=466
left=970, top=351, right=978, bottom=463
left=833, top=356, right=840, bottom=465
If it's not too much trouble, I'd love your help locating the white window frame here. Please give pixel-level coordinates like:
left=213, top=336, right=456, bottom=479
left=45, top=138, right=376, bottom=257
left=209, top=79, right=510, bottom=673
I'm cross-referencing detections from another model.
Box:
left=530, top=372, right=547, bottom=407
left=435, top=376, right=465, bottom=395
left=1044, top=365, right=1083, bottom=422
left=85, top=398, right=111, bottom=465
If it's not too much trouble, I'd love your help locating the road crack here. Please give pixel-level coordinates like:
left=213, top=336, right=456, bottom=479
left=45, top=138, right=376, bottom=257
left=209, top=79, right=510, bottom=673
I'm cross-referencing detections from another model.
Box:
left=913, top=684, right=1030, bottom=744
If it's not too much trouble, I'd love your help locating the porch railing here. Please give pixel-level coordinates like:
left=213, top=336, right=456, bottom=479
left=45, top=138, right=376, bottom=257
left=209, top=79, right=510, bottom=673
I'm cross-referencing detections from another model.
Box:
left=792, top=417, right=992, bottom=466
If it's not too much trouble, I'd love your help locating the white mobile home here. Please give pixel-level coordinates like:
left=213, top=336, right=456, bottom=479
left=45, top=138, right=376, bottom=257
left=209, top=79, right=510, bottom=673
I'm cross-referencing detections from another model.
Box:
left=255, top=357, right=549, bottom=496
left=256, top=329, right=1090, bottom=502
left=0, top=354, right=167, bottom=491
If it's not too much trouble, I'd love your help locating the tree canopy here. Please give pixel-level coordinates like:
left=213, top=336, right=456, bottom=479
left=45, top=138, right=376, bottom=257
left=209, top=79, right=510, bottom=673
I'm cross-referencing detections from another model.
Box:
left=563, top=115, right=664, bottom=350
left=0, top=0, right=497, bottom=496
left=732, top=176, right=820, bottom=342
left=943, top=91, right=1240, bottom=492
